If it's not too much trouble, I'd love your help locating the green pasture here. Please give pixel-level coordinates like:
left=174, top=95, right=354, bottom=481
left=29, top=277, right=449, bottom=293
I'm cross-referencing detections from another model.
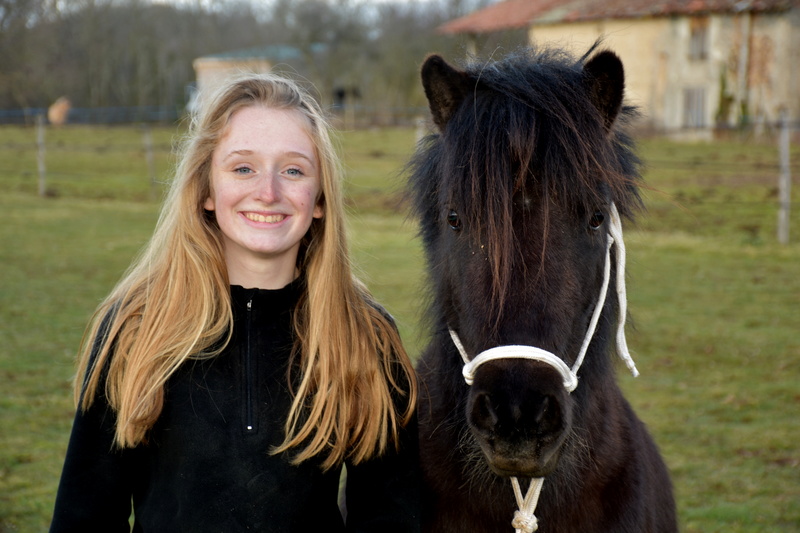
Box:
left=1, top=124, right=798, bottom=532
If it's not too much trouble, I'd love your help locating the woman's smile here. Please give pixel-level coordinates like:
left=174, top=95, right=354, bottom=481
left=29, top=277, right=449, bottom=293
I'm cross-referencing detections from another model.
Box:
left=242, top=211, right=288, bottom=224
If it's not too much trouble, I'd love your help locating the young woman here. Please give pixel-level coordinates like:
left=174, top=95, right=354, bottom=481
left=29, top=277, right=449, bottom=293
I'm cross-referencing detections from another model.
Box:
left=49, top=74, right=420, bottom=532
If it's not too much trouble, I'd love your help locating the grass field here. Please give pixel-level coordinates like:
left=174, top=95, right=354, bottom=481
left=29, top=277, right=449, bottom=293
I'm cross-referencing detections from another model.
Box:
left=1, top=123, right=798, bottom=532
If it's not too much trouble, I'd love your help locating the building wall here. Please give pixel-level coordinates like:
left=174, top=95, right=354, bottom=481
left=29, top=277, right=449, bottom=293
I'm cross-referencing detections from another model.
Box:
left=528, top=9, right=799, bottom=134
left=790, top=9, right=800, bottom=122
left=191, top=58, right=273, bottom=108
left=746, top=11, right=799, bottom=126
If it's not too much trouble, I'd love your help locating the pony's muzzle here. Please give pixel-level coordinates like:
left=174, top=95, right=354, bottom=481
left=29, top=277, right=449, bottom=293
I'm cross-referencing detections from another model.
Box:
left=466, top=360, right=573, bottom=477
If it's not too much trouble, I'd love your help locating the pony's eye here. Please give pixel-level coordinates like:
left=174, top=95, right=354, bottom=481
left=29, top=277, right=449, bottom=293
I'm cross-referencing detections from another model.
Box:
left=447, top=210, right=462, bottom=231
left=589, top=211, right=605, bottom=231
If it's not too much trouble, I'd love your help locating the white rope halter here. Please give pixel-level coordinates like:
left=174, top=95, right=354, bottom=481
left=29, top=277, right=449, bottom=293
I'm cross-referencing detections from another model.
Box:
left=449, top=203, right=639, bottom=533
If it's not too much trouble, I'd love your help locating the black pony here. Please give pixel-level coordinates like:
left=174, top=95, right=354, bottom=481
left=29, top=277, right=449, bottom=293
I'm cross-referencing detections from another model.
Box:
left=407, top=45, right=677, bottom=532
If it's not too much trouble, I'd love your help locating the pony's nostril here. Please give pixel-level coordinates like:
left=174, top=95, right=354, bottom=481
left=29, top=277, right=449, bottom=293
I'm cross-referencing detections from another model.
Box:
left=471, top=392, right=499, bottom=432
left=533, top=395, right=562, bottom=434
left=534, top=396, right=550, bottom=425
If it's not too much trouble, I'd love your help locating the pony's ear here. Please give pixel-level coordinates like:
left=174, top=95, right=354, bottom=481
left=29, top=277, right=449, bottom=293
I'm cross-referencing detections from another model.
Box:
left=582, top=50, right=625, bottom=131
left=421, top=54, right=472, bottom=131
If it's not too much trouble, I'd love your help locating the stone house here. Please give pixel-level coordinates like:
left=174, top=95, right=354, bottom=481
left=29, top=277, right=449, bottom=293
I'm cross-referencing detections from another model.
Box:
left=439, top=0, right=800, bottom=135
left=190, top=45, right=306, bottom=109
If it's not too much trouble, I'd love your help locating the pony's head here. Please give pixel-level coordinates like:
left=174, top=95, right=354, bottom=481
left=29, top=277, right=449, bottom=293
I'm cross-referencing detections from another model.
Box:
left=410, top=46, right=642, bottom=478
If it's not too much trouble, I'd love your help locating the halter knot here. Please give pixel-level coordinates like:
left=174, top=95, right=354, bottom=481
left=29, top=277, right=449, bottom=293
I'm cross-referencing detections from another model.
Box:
left=512, top=510, right=539, bottom=533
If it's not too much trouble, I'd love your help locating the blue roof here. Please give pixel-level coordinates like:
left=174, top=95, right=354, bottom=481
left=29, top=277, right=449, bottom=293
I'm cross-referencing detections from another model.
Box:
left=198, top=45, right=304, bottom=62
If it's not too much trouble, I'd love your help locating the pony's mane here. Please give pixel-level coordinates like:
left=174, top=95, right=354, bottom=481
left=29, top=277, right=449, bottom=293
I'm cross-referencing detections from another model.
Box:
left=409, top=46, right=643, bottom=312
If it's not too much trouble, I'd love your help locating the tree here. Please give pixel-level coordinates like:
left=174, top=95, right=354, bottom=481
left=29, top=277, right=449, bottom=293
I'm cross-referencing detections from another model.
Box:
left=0, top=0, right=520, bottom=122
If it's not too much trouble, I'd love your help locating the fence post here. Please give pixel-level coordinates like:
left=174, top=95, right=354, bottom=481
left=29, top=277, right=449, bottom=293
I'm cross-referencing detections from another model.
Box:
left=415, top=116, right=426, bottom=146
left=142, top=125, right=157, bottom=200
left=777, top=109, right=791, bottom=245
left=37, top=114, right=46, bottom=197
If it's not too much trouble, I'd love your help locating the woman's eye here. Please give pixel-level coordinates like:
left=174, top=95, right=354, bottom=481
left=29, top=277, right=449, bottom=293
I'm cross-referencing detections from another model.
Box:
left=447, top=210, right=462, bottom=231
left=234, top=166, right=253, bottom=175
left=285, top=167, right=304, bottom=177
left=588, top=211, right=605, bottom=231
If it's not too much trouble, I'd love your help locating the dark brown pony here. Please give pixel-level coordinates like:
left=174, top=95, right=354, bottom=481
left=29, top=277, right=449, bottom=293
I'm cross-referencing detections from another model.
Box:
left=407, top=45, right=677, bottom=532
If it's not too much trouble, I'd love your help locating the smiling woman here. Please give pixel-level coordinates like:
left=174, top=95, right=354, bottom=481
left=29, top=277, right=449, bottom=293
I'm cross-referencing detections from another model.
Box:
left=48, top=74, right=421, bottom=532
left=205, top=106, right=324, bottom=289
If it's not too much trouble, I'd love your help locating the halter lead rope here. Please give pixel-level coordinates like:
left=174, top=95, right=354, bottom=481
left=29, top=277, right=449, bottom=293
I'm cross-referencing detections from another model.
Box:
left=449, top=203, right=639, bottom=533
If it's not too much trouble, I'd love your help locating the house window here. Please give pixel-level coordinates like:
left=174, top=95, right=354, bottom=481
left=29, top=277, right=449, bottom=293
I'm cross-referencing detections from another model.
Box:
left=683, top=87, right=706, bottom=128
left=689, top=17, right=709, bottom=61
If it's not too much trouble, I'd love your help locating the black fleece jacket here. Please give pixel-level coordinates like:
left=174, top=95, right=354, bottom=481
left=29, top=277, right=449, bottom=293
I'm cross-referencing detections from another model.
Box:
left=50, top=280, right=421, bottom=532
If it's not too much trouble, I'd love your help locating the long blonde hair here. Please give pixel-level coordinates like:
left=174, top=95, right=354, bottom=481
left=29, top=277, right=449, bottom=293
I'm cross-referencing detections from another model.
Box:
left=76, top=74, right=417, bottom=469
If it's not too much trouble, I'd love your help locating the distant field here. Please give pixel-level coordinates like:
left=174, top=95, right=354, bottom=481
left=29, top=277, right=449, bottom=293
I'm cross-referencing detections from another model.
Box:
left=0, top=124, right=798, bottom=532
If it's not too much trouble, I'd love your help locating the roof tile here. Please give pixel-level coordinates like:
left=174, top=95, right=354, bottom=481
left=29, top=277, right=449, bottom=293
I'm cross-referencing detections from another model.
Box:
left=439, top=0, right=800, bottom=34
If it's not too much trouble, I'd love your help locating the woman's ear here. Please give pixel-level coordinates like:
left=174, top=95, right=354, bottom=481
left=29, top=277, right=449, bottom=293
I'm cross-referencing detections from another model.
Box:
left=204, top=196, right=215, bottom=211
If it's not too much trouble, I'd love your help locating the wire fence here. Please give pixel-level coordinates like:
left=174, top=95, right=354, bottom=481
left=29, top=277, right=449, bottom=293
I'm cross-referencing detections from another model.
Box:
left=0, top=117, right=797, bottom=242
left=0, top=104, right=431, bottom=128
left=0, top=106, right=184, bottom=126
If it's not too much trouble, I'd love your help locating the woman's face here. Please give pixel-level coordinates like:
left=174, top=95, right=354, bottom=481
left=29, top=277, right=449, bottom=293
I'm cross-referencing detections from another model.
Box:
left=205, top=105, right=323, bottom=288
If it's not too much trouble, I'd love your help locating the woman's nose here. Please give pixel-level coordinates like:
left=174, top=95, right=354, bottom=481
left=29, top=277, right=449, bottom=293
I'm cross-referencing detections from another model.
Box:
left=254, top=172, right=280, bottom=203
